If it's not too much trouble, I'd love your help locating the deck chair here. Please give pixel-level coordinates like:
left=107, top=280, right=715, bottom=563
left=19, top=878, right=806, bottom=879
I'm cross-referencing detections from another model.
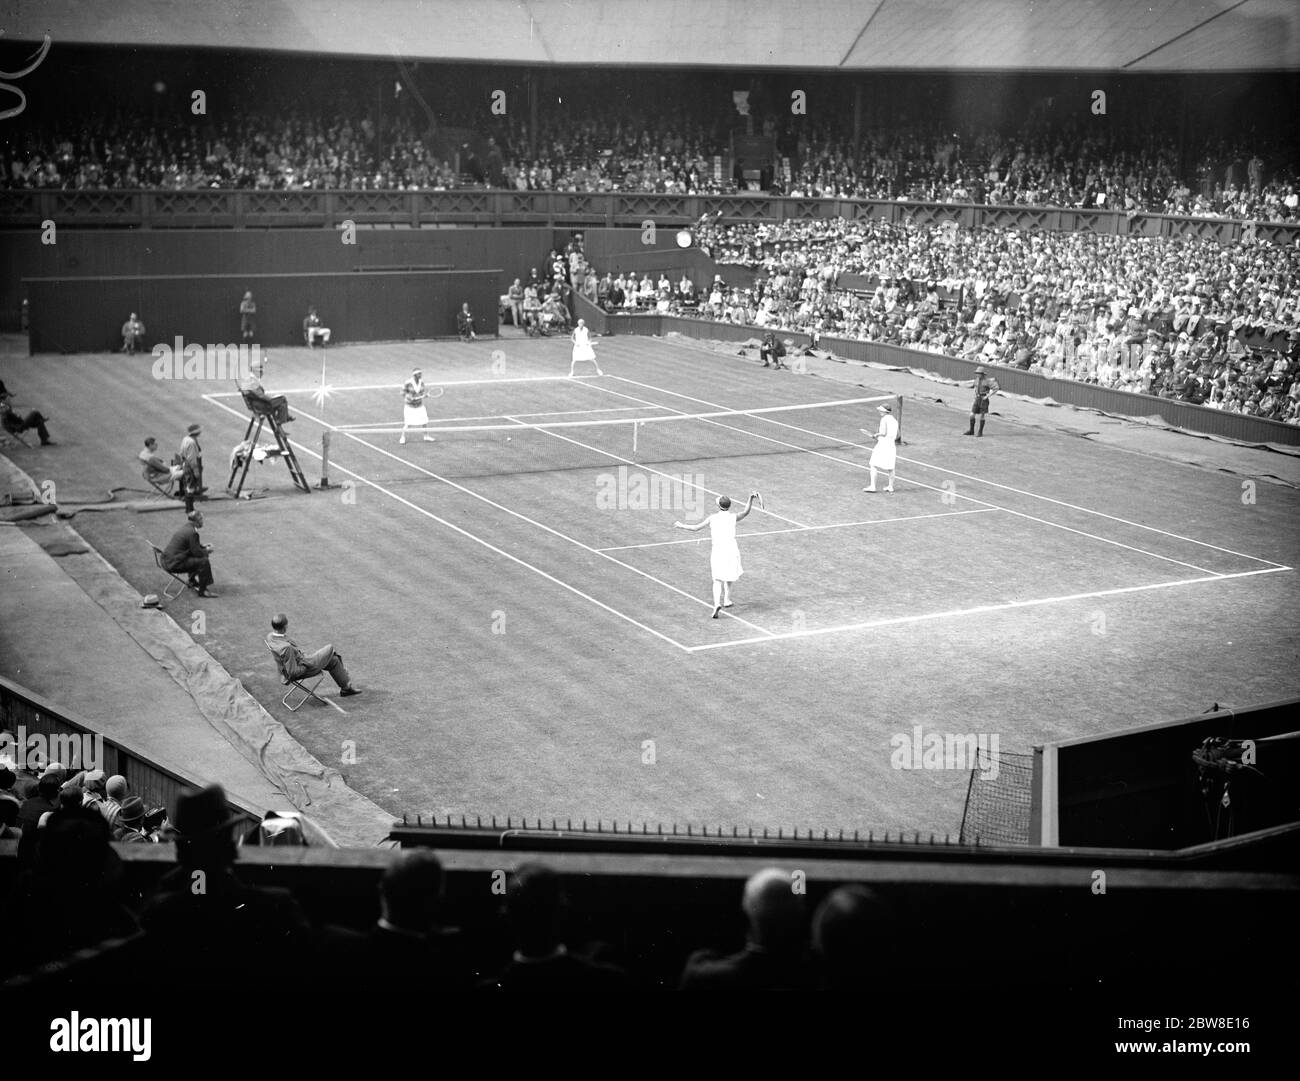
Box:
left=267, top=643, right=327, bottom=711
left=148, top=541, right=194, bottom=600
left=141, top=462, right=181, bottom=499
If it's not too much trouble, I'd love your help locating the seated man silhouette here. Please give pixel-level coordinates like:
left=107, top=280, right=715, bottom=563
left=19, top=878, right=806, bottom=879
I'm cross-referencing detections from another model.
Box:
left=162, top=510, right=217, bottom=598
left=759, top=331, right=787, bottom=369
left=138, top=436, right=184, bottom=489
left=121, top=312, right=145, bottom=354
left=1, top=384, right=54, bottom=445
left=237, top=353, right=294, bottom=423
left=456, top=303, right=477, bottom=342
left=303, top=306, right=330, bottom=348
left=266, top=613, right=361, bottom=696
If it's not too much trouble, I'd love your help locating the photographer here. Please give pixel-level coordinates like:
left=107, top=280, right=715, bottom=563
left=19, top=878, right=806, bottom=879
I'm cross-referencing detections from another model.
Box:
left=759, top=330, right=787, bottom=369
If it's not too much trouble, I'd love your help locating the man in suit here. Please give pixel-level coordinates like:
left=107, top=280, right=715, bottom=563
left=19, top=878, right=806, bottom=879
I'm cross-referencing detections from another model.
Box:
left=162, top=510, right=217, bottom=598
left=0, top=384, right=54, bottom=446
left=678, top=867, right=813, bottom=990
left=480, top=863, right=627, bottom=991
left=138, top=784, right=318, bottom=990
left=138, top=437, right=184, bottom=487
left=265, top=613, right=361, bottom=696
left=120, top=312, right=145, bottom=354
left=759, top=330, right=787, bottom=369
left=343, top=849, right=471, bottom=991
left=237, top=353, right=294, bottom=424
left=457, top=302, right=477, bottom=342
left=178, top=422, right=206, bottom=509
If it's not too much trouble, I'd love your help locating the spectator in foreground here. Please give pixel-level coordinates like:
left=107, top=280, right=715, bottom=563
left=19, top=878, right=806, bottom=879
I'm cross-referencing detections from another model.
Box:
left=138, top=784, right=315, bottom=987
left=347, top=849, right=472, bottom=991
left=811, top=884, right=893, bottom=990
left=481, top=863, right=627, bottom=990
left=678, top=867, right=812, bottom=990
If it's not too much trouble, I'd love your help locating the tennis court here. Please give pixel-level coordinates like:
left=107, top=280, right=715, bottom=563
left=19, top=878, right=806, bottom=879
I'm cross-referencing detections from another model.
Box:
left=35, top=332, right=1300, bottom=834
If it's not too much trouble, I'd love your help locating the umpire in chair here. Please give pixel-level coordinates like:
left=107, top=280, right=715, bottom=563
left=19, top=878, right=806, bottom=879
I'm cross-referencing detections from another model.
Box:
left=238, top=353, right=295, bottom=424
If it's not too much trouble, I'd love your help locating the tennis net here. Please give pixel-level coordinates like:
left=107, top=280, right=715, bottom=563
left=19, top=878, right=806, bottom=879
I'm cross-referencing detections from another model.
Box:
left=327, top=393, right=903, bottom=481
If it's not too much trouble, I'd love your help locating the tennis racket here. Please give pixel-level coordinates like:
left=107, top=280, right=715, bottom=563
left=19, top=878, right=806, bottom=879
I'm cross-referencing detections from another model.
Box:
left=425, top=385, right=446, bottom=399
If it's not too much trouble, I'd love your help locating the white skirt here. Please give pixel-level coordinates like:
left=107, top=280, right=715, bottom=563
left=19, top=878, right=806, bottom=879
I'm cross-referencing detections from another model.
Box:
left=711, top=540, right=743, bottom=583
left=869, top=438, right=897, bottom=471
left=572, top=342, right=596, bottom=362
left=404, top=403, right=429, bottom=426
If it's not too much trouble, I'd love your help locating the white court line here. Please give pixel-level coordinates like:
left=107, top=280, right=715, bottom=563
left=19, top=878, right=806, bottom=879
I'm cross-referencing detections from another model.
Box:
left=252, top=400, right=775, bottom=637
left=589, top=376, right=1228, bottom=577
left=208, top=374, right=597, bottom=398
left=684, top=566, right=1294, bottom=652
left=335, top=404, right=669, bottom=428
left=498, top=414, right=808, bottom=530
left=627, top=349, right=1289, bottom=570
left=597, top=508, right=997, bottom=552
left=200, top=394, right=694, bottom=652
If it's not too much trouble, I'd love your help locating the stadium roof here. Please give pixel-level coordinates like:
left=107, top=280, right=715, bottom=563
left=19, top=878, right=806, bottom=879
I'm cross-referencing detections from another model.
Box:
left=3, top=0, right=1298, bottom=72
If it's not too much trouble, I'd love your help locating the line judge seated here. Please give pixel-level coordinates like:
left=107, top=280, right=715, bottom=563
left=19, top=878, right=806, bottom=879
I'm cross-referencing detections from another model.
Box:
left=139, top=436, right=184, bottom=484
left=266, top=614, right=361, bottom=697
left=237, top=352, right=295, bottom=424
left=162, top=510, right=217, bottom=598
left=303, top=306, right=330, bottom=348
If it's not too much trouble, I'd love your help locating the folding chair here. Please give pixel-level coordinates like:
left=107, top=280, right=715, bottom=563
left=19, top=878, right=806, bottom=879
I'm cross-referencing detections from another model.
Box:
left=141, top=463, right=181, bottom=499
left=148, top=541, right=193, bottom=600
left=267, top=644, right=327, bottom=712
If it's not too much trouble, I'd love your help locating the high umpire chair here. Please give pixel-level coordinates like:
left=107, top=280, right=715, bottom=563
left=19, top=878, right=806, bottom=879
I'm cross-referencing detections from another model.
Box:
left=227, top=386, right=311, bottom=498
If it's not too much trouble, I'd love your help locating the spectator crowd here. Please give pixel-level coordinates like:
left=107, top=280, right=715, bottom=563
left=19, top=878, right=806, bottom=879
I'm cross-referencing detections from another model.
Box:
left=677, top=215, right=1300, bottom=422
left=3, top=93, right=1296, bottom=222
left=0, top=746, right=889, bottom=993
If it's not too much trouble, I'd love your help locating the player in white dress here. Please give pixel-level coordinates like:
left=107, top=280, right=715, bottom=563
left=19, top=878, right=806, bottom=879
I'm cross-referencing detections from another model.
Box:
left=399, top=368, right=436, bottom=445
left=568, top=319, right=603, bottom=377
left=861, top=404, right=898, bottom=493
left=673, top=492, right=758, bottom=618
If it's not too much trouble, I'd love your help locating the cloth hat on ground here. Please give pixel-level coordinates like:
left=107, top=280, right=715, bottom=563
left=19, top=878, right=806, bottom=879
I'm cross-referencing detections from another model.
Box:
left=140, top=594, right=163, bottom=609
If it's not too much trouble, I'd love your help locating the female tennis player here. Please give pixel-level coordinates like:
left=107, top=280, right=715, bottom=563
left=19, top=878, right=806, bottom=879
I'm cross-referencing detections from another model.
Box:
left=674, top=492, right=759, bottom=618
left=860, top=403, right=898, bottom=493
left=399, top=368, right=438, bottom=445
left=568, top=319, right=603, bottom=377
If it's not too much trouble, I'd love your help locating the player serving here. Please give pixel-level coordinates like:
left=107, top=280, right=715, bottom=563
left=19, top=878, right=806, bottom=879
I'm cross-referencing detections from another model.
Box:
left=861, top=403, right=898, bottom=493
left=399, top=367, right=439, bottom=445
left=674, top=492, right=759, bottom=618
left=569, top=318, right=603, bottom=377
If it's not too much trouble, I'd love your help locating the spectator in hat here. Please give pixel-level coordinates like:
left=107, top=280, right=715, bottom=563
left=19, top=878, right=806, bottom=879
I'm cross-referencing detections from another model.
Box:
left=100, top=774, right=129, bottom=827
left=266, top=613, right=361, bottom=696
left=138, top=784, right=316, bottom=988
left=1, top=384, right=54, bottom=446
left=964, top=366, right=1000, bottom=437
left=161, top=509, right=217, bottom=598
left=178, top=422, right=206, bottom=508
left=678, top=867, right=813, bottom=990
left=481, top=863, right=628, bottom=991
left=120, top=311, right=145, bottom=354
left=111, top=797, right=154, bottom=843
left=759, top=330, right=787, bottom=369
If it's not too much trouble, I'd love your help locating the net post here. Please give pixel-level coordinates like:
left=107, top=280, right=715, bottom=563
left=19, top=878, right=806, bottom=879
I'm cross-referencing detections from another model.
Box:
left=633, top=420, right=639, bottom=454
left=317, top=430, right=335, bottom=489
left=894, top=394, right=904, bottom=445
